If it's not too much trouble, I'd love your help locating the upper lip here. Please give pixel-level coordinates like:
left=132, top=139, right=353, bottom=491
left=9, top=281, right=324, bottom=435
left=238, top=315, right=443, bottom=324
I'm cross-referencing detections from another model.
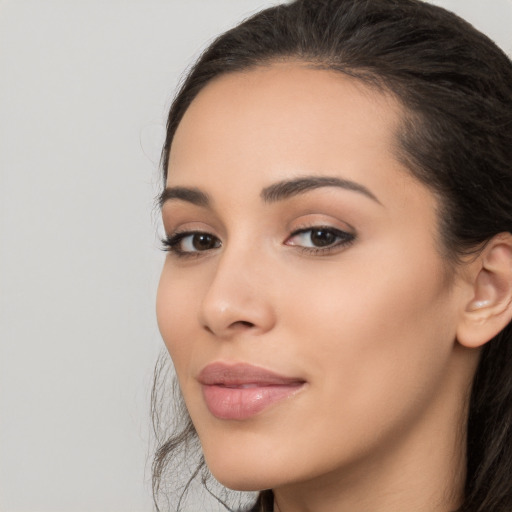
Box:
left=198, top=362, right=305, bottom=387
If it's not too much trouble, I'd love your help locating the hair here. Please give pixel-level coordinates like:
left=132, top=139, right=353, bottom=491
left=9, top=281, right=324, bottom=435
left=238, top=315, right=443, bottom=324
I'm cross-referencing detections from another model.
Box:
left=152, top=1, right=512, bottom=511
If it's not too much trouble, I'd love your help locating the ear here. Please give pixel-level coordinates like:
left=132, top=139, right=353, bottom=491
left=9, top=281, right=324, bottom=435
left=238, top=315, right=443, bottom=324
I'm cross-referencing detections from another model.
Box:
left=457, top=233, right=512, bottom=348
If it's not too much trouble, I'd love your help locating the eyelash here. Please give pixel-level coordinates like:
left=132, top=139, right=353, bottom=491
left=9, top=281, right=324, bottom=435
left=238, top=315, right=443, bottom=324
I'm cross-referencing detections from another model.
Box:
left=161, top=226, right=355, bottom=258
left=287, top=226, right=356, bottom=255
left=161, top=231, right=221, bottom=258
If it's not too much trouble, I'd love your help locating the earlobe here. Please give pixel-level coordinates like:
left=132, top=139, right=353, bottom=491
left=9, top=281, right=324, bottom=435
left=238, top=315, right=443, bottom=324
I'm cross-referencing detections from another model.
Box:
left=457, top=233, right=512, bottom=348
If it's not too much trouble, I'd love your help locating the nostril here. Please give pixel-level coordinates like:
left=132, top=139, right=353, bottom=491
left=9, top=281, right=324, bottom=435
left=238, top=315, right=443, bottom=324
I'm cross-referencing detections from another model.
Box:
left=233, top=320, right=255, bottom=329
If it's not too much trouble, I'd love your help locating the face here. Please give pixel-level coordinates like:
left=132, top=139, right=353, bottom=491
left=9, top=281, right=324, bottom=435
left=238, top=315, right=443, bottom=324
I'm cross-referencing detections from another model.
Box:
left=157, top=64, right=466, bottom=493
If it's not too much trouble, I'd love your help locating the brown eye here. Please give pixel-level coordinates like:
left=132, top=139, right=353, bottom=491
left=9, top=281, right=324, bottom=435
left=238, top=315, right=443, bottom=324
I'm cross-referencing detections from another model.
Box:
left=309, top=229, right=337, bottom=247
left=162, top=231, right=222, bottom=256
left=191, top=233, right=219, bottom=251
left=285, top=226, right=355, bottom=253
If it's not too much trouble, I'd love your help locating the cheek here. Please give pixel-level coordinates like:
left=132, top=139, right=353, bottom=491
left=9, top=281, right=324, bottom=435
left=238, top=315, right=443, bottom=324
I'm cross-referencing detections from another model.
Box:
left=156, top=263, right=200, bottom=379
left=282, top=241, right=457, bottom=415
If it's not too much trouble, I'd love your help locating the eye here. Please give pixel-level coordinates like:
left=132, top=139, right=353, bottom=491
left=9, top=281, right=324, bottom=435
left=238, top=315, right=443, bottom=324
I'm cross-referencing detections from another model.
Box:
left=162, top=231, right=221, bottom=256
left=285, top=226, right=355, bottom=253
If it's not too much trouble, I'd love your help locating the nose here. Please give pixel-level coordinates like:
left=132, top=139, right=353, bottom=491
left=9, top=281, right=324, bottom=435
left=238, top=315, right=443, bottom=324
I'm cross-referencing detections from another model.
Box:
left=199, top=247, right=276, bottom=339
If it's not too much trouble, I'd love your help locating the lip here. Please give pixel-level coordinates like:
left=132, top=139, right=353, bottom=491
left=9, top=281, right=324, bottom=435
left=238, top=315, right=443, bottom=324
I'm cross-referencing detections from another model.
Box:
left=198, top=362, right=306, bottom=420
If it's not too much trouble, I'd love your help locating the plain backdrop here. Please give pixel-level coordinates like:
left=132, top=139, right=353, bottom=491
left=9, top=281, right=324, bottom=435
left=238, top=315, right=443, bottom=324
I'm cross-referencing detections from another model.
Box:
left=1, top=1, right=511, bottom=511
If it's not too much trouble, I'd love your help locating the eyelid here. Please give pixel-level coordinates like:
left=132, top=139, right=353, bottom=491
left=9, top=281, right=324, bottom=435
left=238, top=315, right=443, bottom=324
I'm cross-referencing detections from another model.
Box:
left=285, top=225, right=356, bottom=254
left=161, top=229, right=222, bottom=257
left=161, top=214, right=356, bottom=259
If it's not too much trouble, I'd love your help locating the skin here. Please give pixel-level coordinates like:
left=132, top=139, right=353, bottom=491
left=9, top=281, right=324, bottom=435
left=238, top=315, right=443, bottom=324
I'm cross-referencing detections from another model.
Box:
left=156, top=64, right=484, bottom=512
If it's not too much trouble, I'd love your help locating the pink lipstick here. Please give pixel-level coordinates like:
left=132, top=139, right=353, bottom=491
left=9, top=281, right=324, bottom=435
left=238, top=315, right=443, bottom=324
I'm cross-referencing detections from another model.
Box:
left=198, top=363, right=305, bottom=420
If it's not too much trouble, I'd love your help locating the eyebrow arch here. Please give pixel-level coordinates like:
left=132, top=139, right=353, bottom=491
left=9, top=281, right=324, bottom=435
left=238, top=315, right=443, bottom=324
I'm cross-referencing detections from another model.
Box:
left=261, top=176, right=382, bottom=205
left=159, top=186, right=210, bottom=208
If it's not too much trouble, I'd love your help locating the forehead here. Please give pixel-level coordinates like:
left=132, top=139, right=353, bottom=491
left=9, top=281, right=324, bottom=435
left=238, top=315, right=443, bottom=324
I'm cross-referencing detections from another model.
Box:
left=171, top=63, right=400, bottom=155
left=167, top=63, right=417, bottom=204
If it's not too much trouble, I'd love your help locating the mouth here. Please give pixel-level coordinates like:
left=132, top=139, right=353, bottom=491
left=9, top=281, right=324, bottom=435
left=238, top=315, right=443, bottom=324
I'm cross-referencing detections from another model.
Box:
left=198, top=362, right=306, bottom=420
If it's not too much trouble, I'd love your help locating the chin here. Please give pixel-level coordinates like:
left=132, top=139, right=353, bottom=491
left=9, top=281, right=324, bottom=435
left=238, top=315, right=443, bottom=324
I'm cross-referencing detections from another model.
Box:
left=210, top=467, right=275, bottom=492
left=204, top=456, right=269, bottom=491
left=203, top=449, right=288, bottom=492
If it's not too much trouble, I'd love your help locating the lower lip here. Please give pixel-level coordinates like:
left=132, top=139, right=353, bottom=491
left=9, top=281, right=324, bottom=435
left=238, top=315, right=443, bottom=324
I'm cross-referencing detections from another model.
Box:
left=202, top=383, right=304, bottom=420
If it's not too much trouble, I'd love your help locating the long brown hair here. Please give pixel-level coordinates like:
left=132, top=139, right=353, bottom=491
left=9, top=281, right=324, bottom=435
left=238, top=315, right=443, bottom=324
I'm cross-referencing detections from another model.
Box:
left=153, top=1, right=512, bottom=510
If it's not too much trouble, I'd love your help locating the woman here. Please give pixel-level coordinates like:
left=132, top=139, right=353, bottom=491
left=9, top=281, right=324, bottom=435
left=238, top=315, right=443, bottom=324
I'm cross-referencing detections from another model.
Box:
left=153, top=0, right=512, bottom=511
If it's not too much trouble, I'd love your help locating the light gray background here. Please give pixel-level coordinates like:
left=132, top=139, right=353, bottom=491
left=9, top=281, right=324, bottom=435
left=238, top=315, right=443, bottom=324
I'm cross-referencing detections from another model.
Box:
left=1, top=1, right=511, bottom=511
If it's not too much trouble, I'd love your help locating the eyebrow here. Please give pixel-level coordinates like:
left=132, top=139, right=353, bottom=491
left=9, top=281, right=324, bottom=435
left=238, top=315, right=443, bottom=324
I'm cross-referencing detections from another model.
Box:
left=261, top=176, right=381, bottom=205
left=158, top=186, right=209, bottom=208
left=159, top=175, right=381, bottom=208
